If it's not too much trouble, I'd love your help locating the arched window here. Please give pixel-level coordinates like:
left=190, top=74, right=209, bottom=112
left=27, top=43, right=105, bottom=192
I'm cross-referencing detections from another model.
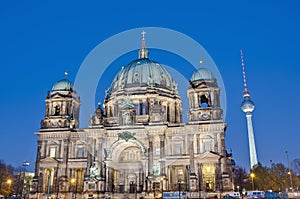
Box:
left=134, top=104, right=140, bottom=115
left=133, top=72, right=140, bottom=83
left=119, top=147, right=141, bottom=162
left=142, top=103, right=146, bottom=115
left=54, top=104, right=60, bottom=115
left=77, top=147, right=84, bottom=158
left=166, top=105, right=170, bottom=122
left=201, top=135, right=213, bottom=153
left=200, top=95, right=209, bottom=107
left=204, top=140, right=211, bottom=152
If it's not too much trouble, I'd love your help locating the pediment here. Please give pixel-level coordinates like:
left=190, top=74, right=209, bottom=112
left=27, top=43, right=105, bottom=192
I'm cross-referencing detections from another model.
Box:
left=50, top=92, right=70, bottom=98
left=40, top=157, right=59, bottom=164
left=120, top=104, right=135, bottom=110
left=197, top=151, right=221, bottom=162
left=120, top=97, right=135, bottom=109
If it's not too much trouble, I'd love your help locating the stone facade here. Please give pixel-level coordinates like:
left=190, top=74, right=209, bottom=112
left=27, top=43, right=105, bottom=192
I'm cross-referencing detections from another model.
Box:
left=32, top=38, right=234, bottom=199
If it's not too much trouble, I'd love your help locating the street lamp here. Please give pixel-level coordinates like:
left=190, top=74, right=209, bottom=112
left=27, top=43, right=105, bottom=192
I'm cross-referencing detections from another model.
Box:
left=22, top=161, right=29, bottom=198
left=7, top=179, right=12, bottom=196
left=250, top=173, right=255, bottom=190
left=70, top=178, right=76, bottom=199
left=178, top=180, right=183, bottom=199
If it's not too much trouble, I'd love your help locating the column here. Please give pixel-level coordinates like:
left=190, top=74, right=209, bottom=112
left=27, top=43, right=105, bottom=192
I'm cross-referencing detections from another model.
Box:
left=43, top=140, right=48, bottom=158
left=198, top=163, right=203, bottom=193
left=188, top=135, right=195, bottom=174
left=174, top=102, right=178, bottom=123
left=194, top=93, right=198, bottom=108
left=159, top=134, right=165, bottom=175
left=188, top=134, right=198, bottom=190
left=148, top=139, right=153, bottom=176
left=58, top=140, right=62, bottom=159
left=98, top=138, right=103, bottom=161
left=46, top=102, right=49, bottom=116
left=35, top=141, right=42, bottom=177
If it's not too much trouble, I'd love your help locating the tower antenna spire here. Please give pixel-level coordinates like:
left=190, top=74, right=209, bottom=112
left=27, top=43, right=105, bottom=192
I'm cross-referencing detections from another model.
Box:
left=240, top=49, right=250, bottom=97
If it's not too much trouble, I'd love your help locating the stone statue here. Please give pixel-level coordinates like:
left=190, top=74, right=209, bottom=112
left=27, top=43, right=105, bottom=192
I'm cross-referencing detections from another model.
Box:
left=54, top=105, right=60, bottom=115
left=89, top=164, right=98, bottom=178
left=104, top=148, right=111, bottom=160
left=141, top=146, right=146, bottom=157
left=152, top=161, right=160, bottom=176
left=123, top=112, right=131, bottom=125
left=89, top=115, right=93, bottom=126
left=40, top=120, right=44, bottom=129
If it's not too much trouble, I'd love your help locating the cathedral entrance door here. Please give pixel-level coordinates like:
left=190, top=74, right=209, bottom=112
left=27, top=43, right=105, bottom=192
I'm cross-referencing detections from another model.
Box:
left=205, top=180, right=213, bottom=192
left=129, top=181, right=137, bottom=193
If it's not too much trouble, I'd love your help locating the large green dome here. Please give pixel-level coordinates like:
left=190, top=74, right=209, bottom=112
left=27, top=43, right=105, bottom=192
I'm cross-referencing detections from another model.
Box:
left=110, top=58, right=177, bottom=93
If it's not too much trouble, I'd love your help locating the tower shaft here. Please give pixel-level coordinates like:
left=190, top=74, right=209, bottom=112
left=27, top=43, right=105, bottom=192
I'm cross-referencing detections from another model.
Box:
left=246, top=113, right=258, bottom=169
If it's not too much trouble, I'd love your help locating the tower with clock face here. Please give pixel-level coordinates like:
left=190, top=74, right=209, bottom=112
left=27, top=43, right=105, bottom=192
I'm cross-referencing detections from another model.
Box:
left=187, top=66, right=223, bottom=123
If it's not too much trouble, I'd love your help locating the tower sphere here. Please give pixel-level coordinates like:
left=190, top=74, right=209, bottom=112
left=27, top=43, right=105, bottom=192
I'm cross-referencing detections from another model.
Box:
left=241, top=96, right=255, bottom=113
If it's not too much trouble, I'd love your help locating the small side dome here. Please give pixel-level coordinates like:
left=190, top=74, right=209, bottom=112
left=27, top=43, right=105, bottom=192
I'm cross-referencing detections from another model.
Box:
left=190, top=68, right=216, bottom=82
left=52, top=79, right=74, bottom=92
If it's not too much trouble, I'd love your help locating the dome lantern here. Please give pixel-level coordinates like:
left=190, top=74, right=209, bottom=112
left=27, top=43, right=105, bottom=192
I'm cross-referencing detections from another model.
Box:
left=138, top=31, right=149, bottom=59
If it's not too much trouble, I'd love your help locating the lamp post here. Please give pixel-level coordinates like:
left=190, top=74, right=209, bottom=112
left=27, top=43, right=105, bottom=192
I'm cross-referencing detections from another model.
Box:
left=7, top=179, right=12, bottom=197
left=22, top=161, right=30, bottom=198
left=178, top=181, right=182, bottom=199
left=286, top=151, right=293, bottom=191
left=250, top=173, right=255, bottom=190
left=70, top=178, right=76, bottom=199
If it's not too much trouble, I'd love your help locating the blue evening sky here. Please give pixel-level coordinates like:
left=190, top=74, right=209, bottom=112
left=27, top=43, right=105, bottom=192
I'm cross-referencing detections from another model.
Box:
left=0, top=0, right=299, bottom=172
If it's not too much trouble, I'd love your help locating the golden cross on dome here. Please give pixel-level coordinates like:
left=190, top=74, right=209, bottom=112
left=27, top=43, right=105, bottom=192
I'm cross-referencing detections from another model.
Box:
left=141, top=31, right=146, bottom=40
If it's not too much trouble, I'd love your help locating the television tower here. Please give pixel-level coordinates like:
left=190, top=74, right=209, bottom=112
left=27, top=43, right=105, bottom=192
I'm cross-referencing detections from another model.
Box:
left=240, top=50, right=258, bottom=169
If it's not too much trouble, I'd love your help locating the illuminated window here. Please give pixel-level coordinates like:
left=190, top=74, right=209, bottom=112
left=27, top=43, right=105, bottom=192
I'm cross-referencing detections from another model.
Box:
left=177, top=167, right=184, bottom=181
left=50, top=147, right=56, bottom=158
left=77, top=147, right=84, bottom=158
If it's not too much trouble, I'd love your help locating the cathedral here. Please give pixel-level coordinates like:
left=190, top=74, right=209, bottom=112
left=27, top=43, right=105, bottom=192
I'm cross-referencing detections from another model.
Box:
left=32, top=34, right=235, bottom=199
